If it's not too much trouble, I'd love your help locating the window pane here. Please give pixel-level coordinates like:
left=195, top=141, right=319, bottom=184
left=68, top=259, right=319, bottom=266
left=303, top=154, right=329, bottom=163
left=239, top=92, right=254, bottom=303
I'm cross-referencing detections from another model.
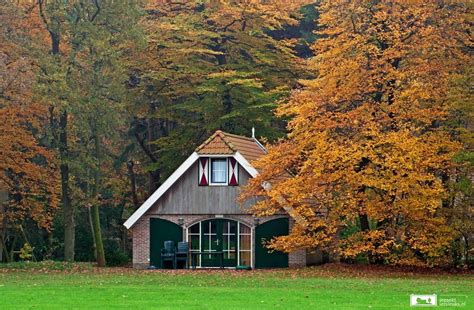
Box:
left=223, top=221, right=237, bottom=234
left=240, top=224, right=250, bottom=234
left=203, top=236, right=210, bottom=251
left=211, top=159, right=227, bottom=183
left=229, top=221, right=237, bottom=234
left=190, top=235, right=200, bottom=250
left=210, top=235, right=217, bottom=251
left=239, top=251, right=251, bottom=266
left=240, top=235, right=251, bottom=251
left=226, top=251, right=236, bottom=259
left=203, top=235, right=217, bottom=252
left=223, top=236, right=237, bottom=251
left=203, top=221, right=216, bottom=234
left=189, top=223, right=199, bottom=234
left=229, top=239, right=236, bottom=252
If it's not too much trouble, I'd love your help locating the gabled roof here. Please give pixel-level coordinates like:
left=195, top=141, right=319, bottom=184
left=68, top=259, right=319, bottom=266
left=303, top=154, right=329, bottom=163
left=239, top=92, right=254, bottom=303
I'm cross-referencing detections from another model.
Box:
left=123, top=130, right=264, bottom=229
left=196, top=130, right=267, bottom=161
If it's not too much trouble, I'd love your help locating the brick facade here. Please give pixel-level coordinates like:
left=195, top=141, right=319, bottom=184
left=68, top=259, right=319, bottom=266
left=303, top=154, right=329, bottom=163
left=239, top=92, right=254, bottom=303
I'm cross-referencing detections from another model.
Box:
left=132, top=214, right=307, bottom=269
left=288, top=218, right=307, bottom=268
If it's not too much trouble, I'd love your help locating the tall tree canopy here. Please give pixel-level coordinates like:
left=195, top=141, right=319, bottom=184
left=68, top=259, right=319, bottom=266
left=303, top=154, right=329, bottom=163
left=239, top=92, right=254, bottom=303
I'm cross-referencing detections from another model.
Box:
left=34, top=0, right=143, bottom=263
left=241, top=0, right=471, bottom=266
left=128, top=0, right=314, bottom=191
left=0, top=3, right=59, bottom=231
left=1, top=0, right=470, bottom=268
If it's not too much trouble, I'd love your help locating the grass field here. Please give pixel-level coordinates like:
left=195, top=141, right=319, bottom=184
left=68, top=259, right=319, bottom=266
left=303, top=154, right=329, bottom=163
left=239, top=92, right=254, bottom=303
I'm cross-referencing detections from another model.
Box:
left=0, top=263, right=472, bottom=309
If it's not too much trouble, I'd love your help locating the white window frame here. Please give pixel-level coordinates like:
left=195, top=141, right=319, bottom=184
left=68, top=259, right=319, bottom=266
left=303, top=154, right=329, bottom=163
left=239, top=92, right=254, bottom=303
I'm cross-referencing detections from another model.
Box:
left=209, top=157, right=228, bottom=186
left=238, top=222, right=252, bottom=266
left=185, top=219, right=253, bottom=268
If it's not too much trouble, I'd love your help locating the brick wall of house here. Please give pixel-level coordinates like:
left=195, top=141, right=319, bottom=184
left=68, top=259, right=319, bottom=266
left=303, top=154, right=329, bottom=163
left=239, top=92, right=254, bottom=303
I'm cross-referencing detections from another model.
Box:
left=132, top=217, right=150, bottom=269
left=132, top=214, right=307, bottom=269
left=288, top=218, right=307, bottom=268
left=288, top=249, right=307, bottom=268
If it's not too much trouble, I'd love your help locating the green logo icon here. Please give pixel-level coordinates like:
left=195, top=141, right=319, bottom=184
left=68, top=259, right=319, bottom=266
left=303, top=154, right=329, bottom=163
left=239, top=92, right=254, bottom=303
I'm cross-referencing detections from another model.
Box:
left=410, top=294, right=437, bottom=307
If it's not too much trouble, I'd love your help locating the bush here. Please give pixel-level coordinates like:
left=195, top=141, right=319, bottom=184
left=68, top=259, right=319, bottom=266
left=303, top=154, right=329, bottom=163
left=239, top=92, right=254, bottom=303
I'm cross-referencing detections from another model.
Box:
left=19, top=243, right=34, bottom=261
left=104, top=239, right=130, bottom=267
left=106, top=250, right=130, bottom=267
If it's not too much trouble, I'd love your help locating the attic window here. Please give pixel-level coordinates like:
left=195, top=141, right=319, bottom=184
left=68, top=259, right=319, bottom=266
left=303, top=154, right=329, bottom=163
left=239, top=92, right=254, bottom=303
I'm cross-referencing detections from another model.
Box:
left=210, top=158, right=227, bottom=184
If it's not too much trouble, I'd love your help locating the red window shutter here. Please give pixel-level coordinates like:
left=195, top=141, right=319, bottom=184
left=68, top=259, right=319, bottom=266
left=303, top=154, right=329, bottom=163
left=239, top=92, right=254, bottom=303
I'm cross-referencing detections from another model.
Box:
left=198, top=157, right=209, bottom=186
left=228, top=157, right=238, bottom=186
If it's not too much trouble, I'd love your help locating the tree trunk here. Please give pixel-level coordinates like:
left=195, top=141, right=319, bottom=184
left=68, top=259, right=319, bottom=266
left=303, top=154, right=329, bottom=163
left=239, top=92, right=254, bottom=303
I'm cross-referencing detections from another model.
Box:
left=1, top=214, right=9, bottom=262
left=2, top=237, right=10, bottom=263
left=60, top=110, right=75, bottom=262
left=0, top=209, right=4, bottom=262
left=88, top=205, right=97, bottom=260
left=127, top=160, right=139, bottom=210
left=9, top=230, right=17, bottom=262
left=51, top=32, right=60, bottom=55
left=91, top=204, right=105, bottom=266
left=0, top=229, right=6, bottom=263
left=146, top=119, right=160, bottom=193
left=46, top=27, right=75, bottom=263
left=91, top=130, right=106, bottom=267
left=359, top=213, right=370, bottom=231
left=212, top=39, right=234, bottom=131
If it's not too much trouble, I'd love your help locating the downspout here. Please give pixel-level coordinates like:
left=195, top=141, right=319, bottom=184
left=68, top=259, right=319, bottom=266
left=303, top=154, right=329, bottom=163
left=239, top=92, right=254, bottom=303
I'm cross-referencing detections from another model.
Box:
left=261, top=181, right=309, bottom=227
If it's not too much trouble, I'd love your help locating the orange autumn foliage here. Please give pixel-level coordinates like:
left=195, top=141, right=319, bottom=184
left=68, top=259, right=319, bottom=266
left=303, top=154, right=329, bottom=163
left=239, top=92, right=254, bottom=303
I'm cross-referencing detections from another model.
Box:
left=241, top=1, right=470, bottom=266
left=0, top=3, right=59, bottom=230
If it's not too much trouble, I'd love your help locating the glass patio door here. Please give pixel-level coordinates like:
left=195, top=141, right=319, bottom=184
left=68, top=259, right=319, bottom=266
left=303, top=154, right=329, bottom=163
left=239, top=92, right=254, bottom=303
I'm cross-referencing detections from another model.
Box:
left=201, top=219, right=237, bottom=267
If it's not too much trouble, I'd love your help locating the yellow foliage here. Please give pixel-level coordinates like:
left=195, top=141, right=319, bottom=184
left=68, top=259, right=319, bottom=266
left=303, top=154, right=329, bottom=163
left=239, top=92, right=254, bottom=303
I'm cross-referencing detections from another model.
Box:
left=240, top=1, right=470, bottom=266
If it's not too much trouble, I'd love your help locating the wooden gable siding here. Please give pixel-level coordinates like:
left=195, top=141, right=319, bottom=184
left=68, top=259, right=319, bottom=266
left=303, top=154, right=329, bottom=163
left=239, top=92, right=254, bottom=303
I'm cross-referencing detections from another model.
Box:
left=148, top=162, right=256, bottom=215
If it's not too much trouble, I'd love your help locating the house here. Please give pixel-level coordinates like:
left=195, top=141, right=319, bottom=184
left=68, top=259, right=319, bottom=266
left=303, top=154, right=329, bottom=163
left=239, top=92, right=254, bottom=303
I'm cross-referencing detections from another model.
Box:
left=124, top=130, right=307, bottom=269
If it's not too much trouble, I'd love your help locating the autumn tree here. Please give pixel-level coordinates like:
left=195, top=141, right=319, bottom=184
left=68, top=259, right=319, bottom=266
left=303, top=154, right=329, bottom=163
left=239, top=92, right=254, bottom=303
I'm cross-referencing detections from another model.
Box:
left=443, top=51, right=473, bottom=266
left=242, top=1, right=470, bottom=266
left=0, top=2, right=59, bottom=261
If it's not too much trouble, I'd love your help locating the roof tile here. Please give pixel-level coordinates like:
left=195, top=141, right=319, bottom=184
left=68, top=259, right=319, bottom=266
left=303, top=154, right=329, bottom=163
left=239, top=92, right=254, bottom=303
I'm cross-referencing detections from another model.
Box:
left=196, top=130, right=266, bottom=161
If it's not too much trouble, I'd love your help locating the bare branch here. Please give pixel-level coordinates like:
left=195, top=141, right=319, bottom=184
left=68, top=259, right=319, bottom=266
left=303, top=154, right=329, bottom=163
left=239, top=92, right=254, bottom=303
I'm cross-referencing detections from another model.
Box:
left=90, top=0, right=101, bottom=22
left=37, top=0, right=50, bottom=31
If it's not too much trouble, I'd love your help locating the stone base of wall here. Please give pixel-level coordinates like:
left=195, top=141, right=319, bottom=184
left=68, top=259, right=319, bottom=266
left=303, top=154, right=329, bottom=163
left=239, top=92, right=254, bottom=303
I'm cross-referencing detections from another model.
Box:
left=131, top=214, right=307, bottom=269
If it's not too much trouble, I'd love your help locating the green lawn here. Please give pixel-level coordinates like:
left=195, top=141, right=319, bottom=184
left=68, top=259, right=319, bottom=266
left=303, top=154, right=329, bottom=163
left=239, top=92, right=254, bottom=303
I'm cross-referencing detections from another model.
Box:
left=0, top=264, right=472, bottom=309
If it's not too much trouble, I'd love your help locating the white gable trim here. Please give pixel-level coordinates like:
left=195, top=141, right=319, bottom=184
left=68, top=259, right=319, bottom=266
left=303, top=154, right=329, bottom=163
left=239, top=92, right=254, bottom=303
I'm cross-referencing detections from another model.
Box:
left=123, top=152, right=200, bottom=229
left=234, top=151, right=258, bottom=177
left=123, top=151, right=259, bottom=229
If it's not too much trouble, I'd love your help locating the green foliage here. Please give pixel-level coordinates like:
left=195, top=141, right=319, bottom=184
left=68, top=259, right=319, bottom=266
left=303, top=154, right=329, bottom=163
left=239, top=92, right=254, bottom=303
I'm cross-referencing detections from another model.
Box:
left=33, top=0, right=145, bottom=265
left=453, top=151, right=474, bottom=166
left=104, top=239, right=130, bottom=267
left=129, top=1, right=312, bottom=180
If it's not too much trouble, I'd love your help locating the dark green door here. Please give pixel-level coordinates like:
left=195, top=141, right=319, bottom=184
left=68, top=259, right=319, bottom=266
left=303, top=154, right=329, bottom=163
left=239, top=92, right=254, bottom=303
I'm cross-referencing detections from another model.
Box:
left=255, top=217, right=289, bottom=268
left=201, top=219, right=237, bottom=267
left=150, top=218, right=183, bottom=268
